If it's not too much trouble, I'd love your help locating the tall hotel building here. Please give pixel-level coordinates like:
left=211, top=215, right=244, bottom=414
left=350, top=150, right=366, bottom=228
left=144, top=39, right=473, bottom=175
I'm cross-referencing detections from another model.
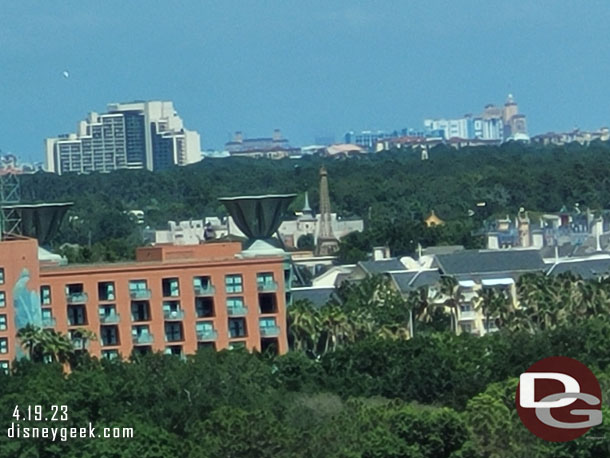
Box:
left=0, top=236, right=289, bottom=371
left=44, top=101, right=202, bottom=174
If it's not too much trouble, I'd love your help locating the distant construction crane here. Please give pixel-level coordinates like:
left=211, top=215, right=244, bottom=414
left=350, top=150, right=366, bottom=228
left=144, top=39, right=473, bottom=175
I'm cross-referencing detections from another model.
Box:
left=0, top=171, right=22, bottom=239
left=315, top=166, right=339, bottom=256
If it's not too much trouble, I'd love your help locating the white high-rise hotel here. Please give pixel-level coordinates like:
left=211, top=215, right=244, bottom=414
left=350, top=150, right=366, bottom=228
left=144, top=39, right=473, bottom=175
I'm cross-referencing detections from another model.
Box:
left=45, top=101, right=202, bottom=174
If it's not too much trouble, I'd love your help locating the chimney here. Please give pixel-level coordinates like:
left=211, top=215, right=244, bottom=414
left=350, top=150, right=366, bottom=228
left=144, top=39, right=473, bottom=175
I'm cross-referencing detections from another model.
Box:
left=487, top=233, right=499, bottom=250
left=373, top=246, right=390, bottom=261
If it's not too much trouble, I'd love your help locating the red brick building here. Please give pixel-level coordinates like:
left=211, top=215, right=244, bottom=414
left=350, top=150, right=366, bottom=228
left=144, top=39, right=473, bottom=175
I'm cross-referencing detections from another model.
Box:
left=0, top=236, right=289, bottom=370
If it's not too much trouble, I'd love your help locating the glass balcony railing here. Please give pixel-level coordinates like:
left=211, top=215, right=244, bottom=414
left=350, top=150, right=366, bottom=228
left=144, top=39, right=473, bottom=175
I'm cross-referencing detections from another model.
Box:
left=260, top=326, right=280, bottom=337
left=163, top=309, right=185, bottom=320
left=132, top=333, right=154, bottom=345
left=130, top=289, right=152, bottom=300
left=227, top=306, right=248, bottom=317
left=71, top=338, right=89, bottom=350
left=257, top=281, right=278, bottom=292
left=42, top=317, right=56, bottom=328
left=100, top=313, right=120, bottom=324
left=196, top=329, right=218, bottom=341
left=66, top=292, right=88, bottom=304
left=194, top=285, right=215, bottom=296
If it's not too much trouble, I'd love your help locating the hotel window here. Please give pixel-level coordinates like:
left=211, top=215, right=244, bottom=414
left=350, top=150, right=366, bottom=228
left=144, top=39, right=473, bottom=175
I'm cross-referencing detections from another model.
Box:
left=227, top=297, right=246, bottom=315
left=162, top=278, right=180, bottom=297
left=193, top=276, right=212, bottom=292
left=0, top=315, right=6, bottom=331
left=195, top=297, right=214, bottom=318
left=99, top=305, right=119, bottom=323
left=164, top=345, right=183, bottom=356
left=131, top=302, right=150, bottom=321
left=257, top=273, right=275, bottom=288
left=0, top=338, right=7, bottom=354
left=229, top=341, right=246, bottom=350
left=100, top=325, right=119, bottom=346
left=228, top=318, right=247, bottom=338
left=101, top=350, right=119, bottom=360
left=0, top=292, right=5, bottom=308
left=0, top=361, right=8, bottom=374
left=164, top=322, right=183, bottom=342
left=41, top=286, right=51, bottom=305
left=0, top=268, right=5, bottom=284
left=67, top=305, right=87, bottom=326
left=129, top=280, right=150, bottom=299
left=225, top=274, right=243, bottom=294
left=98, top=282, right=115, bottom=301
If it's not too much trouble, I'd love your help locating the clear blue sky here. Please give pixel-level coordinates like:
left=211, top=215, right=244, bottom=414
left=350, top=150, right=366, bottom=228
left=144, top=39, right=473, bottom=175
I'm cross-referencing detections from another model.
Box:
left=2, top=1, right=610, bottom=162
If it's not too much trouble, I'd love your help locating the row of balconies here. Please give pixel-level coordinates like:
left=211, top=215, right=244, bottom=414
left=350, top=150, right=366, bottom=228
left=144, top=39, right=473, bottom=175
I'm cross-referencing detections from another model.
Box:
left=65, top=282, right=277, bottom=305
left=79, top=326, right=280, bottom=348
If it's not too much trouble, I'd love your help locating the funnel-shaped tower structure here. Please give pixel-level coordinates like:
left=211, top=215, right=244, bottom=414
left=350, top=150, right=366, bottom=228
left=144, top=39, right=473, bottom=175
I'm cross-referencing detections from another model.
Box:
left=219, top=194, right=296, bottom=257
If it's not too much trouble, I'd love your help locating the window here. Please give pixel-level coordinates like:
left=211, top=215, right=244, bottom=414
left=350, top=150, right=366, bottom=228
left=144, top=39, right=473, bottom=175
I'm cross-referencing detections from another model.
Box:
left=164, top=345, right=182, bottom=356
left=100, top=325, right=119, bottom=346
left=257, top=273, right=275, bottom=290
left=66, top=284, right=87, bottom=304
left=0, top=268, right=4, bottom=284
left=163, top=301, right=183, bottom=319
left=193, top=276, right=213, bottom=294
left=225, top=274, right=243, bottom=294
left=41, top=286, right=51, bottom=305
left=0, top=338, right=7, bottom=354
left=164, top=322, right=183, bottom=342
left=99, top=305, right=119, bottom=323
left=132, top=325, right=152, bottom=344
left=229, top=341, right=246, bottom=350
left=228, top=318, right=247, bottom=338
left=227, top=297, right=246, bottom=316
left=129, top=280, right=150, bottom=299
left=131, top=301, right=150, bottom=321
left=67, top=305, right=87, bottom=326
left=0, top=315, right=6, bottom=331
left=98, top=282, right=115, bottom=301
left=0, top=361, right=8, bottom=374
left=258, top=293, right=277, bottom=314
left=41, top=309, right=55, bottom=327
left=102, top=350, right=119, bottom=360
left=0, top=292, right=5, bottom=308
left=195, top=297, right=214, bottom=318
left=162, top=278, right=180, bottom=297
left=197, top=342, right=216, bottom=351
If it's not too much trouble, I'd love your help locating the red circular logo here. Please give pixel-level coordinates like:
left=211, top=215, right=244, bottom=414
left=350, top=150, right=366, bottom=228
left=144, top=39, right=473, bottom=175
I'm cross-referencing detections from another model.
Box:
left=516, top=356, right=602, bottom=442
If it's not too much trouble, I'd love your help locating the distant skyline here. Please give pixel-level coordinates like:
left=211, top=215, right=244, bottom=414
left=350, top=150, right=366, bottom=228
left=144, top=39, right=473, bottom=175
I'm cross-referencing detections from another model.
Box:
left=2, top=1, right=610, bottom=162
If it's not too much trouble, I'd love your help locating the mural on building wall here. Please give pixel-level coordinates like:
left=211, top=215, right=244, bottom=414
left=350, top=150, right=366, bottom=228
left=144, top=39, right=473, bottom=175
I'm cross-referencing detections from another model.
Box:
left=13, top=267, right=41, bottom=330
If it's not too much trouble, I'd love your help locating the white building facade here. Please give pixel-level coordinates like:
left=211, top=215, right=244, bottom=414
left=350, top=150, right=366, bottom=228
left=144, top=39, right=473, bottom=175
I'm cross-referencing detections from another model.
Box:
left=45, top=101, right=201, bottom=174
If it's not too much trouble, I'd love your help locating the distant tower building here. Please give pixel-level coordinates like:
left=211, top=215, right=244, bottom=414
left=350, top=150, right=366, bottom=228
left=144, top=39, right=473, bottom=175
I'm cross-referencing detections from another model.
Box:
left=502, top=94, right=528, bottom=140
left=315, top=167, right=339, bottom=256
left=45, top=101, right=202, bottom=174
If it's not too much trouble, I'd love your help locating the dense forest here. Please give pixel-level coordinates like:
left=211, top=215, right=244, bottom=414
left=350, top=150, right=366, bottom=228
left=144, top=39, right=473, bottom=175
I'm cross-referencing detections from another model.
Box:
left=21, top=140, right=610, bottom=262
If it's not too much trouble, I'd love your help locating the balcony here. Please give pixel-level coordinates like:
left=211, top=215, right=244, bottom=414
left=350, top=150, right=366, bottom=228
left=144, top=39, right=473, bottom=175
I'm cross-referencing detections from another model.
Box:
left=459, top=310, right=477, bottom=320
left=130, top=289, right=151, bottom=300
left=196, top=329, right=218, bottom=341
left=100, top=313, right=120, bottom=324
left=132, top=333, right=154, bottom=345
left=71, top=338, right=89, bottom=350
left=257, top=281, right=278, bottom=292
left=227, top=306, right=248, bottom=317
left=66, top=292, right=88, bottom=304
left=42, top=317, right=56, bottom=328
left=194, top=285, right=216, bottom=297
left=260, top=326, right=280, bottom=337
left=163, top=309, right=185, bottom=320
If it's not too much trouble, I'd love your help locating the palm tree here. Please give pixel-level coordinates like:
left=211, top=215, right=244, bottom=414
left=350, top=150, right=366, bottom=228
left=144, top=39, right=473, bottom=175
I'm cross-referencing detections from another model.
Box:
left=474, top=287, right=511, bottom=332
left=16, top=324, right=45, bottom=361
left=437, top=277, right=464, bottom=334
left=287, top=300, right=320, bottom=354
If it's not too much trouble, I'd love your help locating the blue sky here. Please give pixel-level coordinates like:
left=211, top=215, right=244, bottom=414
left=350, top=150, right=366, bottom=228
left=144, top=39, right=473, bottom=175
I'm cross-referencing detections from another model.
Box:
left=2, top=1, right=610, bottom=162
